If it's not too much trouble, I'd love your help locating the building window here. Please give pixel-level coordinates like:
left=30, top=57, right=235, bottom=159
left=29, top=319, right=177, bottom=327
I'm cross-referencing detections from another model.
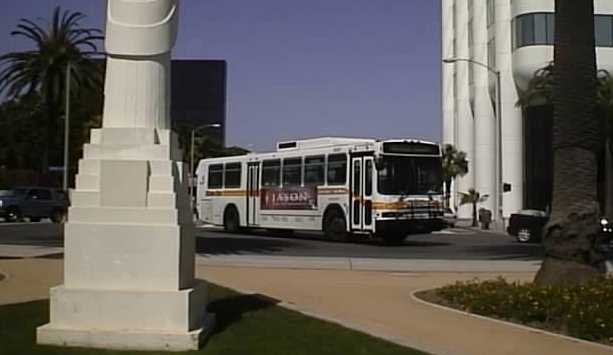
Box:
left=513, top=13, right=553, bottom=49
left=595, top=15, right=613, bottom=47
left=224, top=163, right=241, bottom=188
left=282, top=158, right=302, bottom=186
left=514, top=13, right=613, bottom=49
left=262, top=160, right=281, bottom=187
left=327, top=154, right=347, bottom=186
left=304, top=155, right=325, bottom=186
left=207, top=164, right=223, bottom=189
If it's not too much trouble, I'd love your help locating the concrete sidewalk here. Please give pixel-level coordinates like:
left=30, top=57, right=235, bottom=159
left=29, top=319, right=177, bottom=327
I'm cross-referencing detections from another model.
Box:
left=198, top=254, right=541, bottom=273
left=1, top=258, right=612, bottom=355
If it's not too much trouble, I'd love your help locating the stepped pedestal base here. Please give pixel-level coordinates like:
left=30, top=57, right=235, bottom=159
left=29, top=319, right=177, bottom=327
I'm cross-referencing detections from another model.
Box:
left=37, top=314, right=215, bottom=351
left=36, top=127, right=214, bottom=351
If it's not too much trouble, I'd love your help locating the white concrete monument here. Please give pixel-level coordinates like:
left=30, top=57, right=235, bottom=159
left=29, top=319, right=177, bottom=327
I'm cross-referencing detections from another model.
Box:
left=37, top=0, right=214, bottom=351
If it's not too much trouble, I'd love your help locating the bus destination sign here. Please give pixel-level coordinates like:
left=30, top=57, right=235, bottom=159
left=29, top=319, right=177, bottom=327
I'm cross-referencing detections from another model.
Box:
left=383, top=142, right=440, bottom=155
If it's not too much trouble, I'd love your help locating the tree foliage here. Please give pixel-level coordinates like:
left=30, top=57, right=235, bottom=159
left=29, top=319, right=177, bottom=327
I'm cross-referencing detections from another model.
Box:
left=442, top=144, right=469, bottom=209
left=459, top=188, right=488, bottom=227
left=0, top=7, right=103, bottom=173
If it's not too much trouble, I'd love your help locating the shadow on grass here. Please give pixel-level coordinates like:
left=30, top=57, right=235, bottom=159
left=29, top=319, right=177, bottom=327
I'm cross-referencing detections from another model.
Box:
left=207, top=291, right=280, bottom=334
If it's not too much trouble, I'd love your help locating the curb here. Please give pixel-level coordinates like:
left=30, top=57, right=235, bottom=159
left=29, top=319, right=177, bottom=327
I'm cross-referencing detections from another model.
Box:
left=410, top=288, right=613, bottom=353
left=197, top=255, right=541, bottom=273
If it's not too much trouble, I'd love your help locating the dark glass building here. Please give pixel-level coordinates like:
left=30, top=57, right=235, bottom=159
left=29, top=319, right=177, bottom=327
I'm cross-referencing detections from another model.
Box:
left=95, top=59, right=227, bottom=145
left=170, top=60, right=227, bottom=145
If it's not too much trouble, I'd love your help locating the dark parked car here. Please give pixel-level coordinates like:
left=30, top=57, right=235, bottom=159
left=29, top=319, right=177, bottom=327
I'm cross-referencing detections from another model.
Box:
left=0, top=187, right=68, bottom=223
left=507, top=209, right=612, bottom=243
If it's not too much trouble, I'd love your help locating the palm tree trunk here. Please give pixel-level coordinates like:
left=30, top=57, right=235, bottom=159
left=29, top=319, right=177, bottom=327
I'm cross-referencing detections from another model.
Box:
left=41, top=82, right=53, bottom=174
left=472, top=202, right=478, bottom=227
left=605, top=115, right=613, bottom=217
left=534, top=0, right=604, bottom=286
left=445, top=179, right=452, bottom=209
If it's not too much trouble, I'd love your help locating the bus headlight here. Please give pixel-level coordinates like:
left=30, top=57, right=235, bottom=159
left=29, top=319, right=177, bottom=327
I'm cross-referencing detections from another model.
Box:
left=601, top=218, right=609, bottom=226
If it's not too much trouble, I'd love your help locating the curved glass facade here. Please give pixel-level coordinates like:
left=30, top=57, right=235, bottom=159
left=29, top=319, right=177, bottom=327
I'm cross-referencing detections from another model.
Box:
left=513, top=13, right=613, bottom=49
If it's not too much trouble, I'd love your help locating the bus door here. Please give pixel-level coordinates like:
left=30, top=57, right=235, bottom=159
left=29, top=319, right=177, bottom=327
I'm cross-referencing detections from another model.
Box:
left=350, top=156, right=375, bottom=232
left=246, top=162, right=260, bottom=226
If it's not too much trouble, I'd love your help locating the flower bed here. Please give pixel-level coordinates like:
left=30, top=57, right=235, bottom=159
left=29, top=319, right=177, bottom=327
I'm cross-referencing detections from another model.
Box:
left=417, top=277, right=613, bottom=344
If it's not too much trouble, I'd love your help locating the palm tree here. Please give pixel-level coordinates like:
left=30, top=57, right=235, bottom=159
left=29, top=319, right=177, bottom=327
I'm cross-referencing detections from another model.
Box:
left=519, top=64, right=613, bottom=217
left=460, top=188, right=488, bottom=227
left=516, top=63, right=555, bottom=108
left=534, top=0, right=605, bottom=286
left=0, top=7, right=103, bottom=173
left=442, top=144, right=469, bottom=210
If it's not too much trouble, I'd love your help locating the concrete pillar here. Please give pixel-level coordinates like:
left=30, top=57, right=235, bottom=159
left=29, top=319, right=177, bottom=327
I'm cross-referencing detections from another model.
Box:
left=442, top=0, right=455, bottom=146
left=454, top=0, right=475, bottom=219
left=442, top=0, right=456, bottom=210
left=495, top=0, right=524, bottom=217
left=471, top=0, right=496, bottom=215
left=37, top=1, right=214, bottom=351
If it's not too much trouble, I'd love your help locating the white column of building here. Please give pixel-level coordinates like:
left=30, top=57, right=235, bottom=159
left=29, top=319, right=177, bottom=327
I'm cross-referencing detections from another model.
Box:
left=442, top=0, right=456, bottom=209
left=495, top=0, right=524, bottom=218
left=454, top=0, right=475, bottom=219
left=442, top=0, right=455, bottom=146
left=471, top=1, right=497, bottom=215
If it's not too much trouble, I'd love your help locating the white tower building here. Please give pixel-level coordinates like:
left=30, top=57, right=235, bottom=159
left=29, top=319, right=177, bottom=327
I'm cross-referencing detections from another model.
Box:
left=442, top=0, right=613, bottom=220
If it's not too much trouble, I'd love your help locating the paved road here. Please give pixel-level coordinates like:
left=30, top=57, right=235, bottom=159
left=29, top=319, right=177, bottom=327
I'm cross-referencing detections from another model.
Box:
left=0, top=222, right=543, bottom=261
left=195, top=227, right=543, bottom=261
left=0, top=223, right=63, bottom=248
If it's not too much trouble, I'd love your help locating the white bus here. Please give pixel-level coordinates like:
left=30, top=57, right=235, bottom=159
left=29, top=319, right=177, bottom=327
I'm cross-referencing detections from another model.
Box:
left=196, top=137, right=445, bottom=243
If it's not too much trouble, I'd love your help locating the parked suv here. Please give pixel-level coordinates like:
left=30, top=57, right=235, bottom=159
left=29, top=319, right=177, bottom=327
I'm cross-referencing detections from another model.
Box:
left=0, top=187, right=68, bottom=223
left=507, top=209, right=612, bottom=243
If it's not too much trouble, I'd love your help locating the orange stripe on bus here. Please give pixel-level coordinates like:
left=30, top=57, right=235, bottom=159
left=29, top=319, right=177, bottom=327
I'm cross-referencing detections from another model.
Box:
left=206, top=190, right=247, bottom=197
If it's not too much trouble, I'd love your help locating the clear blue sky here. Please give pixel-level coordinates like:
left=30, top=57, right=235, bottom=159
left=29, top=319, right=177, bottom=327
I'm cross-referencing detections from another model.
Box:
left=0, top=0, right=441, bottom=151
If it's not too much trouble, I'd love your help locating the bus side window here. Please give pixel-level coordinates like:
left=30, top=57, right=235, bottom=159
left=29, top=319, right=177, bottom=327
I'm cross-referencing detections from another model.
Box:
left=208, top=164, right=223, bottom=189
left=262, top=160, right=281, bottom=187
left=327, top=154, right=347, bottom=185
left=224, top=163, right=242, bottom=188
left=282, top=157, right=302, bottom=186
left=304, top=155, right=325, bottom=186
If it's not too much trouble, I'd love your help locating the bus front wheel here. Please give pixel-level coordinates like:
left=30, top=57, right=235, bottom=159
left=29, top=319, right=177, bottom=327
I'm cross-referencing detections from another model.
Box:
left=324, top=210, right=348, bottom=242
left=224, top=206, right=240, bottom=233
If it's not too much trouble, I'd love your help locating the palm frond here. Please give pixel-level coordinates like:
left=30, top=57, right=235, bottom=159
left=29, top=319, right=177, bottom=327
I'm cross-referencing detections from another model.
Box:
left=0, top=6, right=103, bottom=98
left=16, top=18, right=48, bottom=43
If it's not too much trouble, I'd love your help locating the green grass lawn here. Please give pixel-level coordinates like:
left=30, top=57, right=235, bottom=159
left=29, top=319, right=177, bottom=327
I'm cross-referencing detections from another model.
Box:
left=0, top=284, right=427, bottom=355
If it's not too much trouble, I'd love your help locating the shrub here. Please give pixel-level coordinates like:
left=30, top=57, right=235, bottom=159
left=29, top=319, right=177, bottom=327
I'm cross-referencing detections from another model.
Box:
left=436, top=277, right=613, bottom=342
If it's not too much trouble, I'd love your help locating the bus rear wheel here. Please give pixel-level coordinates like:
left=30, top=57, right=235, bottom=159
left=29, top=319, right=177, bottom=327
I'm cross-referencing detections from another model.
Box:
left=324, top=210, right=348, bottom=242
left=224, top=206, right=240, bottom=233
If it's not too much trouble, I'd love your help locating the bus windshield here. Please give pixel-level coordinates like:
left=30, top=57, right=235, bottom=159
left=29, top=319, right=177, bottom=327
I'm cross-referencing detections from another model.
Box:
left=377, top=156, right=442, bottom=195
